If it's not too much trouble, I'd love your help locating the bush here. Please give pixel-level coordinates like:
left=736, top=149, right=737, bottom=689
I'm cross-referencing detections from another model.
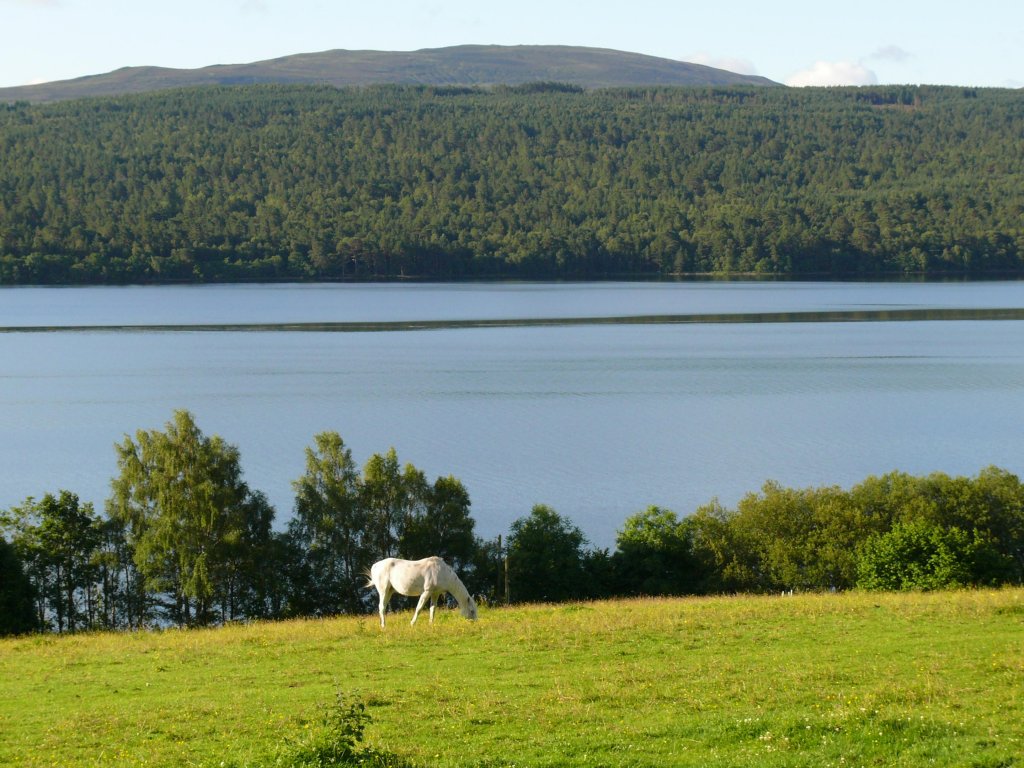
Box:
left=269, top=693, right=410, bottom=767
left=856, top=519, right=1012, bottom=591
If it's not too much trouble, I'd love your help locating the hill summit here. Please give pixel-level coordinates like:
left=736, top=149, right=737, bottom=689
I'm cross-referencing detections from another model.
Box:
left=0, top=44, right=778, bottom=103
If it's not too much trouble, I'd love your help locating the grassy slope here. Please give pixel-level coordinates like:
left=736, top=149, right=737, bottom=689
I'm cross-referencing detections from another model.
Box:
left=1, top=589, right=1022, bottom=767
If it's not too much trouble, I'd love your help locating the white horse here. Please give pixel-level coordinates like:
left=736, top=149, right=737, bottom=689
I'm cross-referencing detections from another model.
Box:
left=368, top=556, right=478, bottom=628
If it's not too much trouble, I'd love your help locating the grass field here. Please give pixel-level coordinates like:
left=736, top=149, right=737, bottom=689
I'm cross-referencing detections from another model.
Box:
left=2, top=589, right=1022, bottom=767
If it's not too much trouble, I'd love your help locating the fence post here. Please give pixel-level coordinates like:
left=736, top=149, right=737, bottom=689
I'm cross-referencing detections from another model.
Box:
left=504, top=552, right=510, bottom=605
left=495, top=534, right=502, bottom=602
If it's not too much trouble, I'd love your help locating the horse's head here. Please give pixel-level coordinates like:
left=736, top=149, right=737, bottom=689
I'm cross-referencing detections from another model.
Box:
left=461, top=595, right=478, bottom=621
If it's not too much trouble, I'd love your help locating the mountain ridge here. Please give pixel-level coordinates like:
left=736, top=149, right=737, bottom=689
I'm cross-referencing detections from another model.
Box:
left=0, top=44, right=778, bottom=103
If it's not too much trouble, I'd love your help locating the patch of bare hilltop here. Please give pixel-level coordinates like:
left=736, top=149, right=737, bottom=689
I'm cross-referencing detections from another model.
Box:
left=0, top=44, right=778, bottom=103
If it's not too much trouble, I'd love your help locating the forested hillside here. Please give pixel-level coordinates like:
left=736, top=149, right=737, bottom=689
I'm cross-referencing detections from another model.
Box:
left=1, top=83, right=1022, bottom=283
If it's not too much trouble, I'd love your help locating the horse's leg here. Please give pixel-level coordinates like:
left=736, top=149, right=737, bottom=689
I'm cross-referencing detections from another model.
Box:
left=429, top=593, right=438, bottom=624
left=411, top=592, right=431, bottom=625
left=378, top=584, right=393, bottom=629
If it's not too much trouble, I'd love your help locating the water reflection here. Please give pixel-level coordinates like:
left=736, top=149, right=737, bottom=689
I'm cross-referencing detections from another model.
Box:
left=4, top=306, right=1024, bottom=333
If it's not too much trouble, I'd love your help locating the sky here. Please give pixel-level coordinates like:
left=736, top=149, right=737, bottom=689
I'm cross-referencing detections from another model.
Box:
left=2, top=0, right=1022, bottom=90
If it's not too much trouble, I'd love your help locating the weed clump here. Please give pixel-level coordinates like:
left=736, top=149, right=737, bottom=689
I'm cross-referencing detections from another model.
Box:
left=269, top=692, right=410, bottom=768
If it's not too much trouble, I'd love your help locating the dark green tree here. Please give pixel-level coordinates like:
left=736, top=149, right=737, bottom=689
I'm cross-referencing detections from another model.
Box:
left=92, top=514, right=147, bottom=630
left=0, top=536, right=38, bottom=636
left=968, top=466, right=1024, bottom=583
left=506, top=504, right=592, bottom=603
left=107, top=410, right=274, bottom=626
left=288, top=432, right=366, bottom=615
left=360, top=447, right=428, bottom=561
left=220, top=490, right=276, bottom=620
left=686, top=500, right=760, bottom=593
left=1, top=491, right=102, bottom=632
left=726, top=482, right=874, bottom=591
left=613, top=506, right=697, bottom=596
left=462, top=535, right=504, bottom=602
left=399, top=475, right=477, bottom=570
left=288, top=435, right=482, bottom=616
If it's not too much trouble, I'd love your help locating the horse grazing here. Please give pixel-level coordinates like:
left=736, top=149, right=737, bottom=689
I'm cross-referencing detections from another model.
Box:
left=368, top=556, right=478, bottom=628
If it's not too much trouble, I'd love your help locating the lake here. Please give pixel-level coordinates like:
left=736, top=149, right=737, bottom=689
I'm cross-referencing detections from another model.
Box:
left=2, top=281, right=1023, bottom=548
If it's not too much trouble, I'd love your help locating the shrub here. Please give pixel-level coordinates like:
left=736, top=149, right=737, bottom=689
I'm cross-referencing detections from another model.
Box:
left=270, top=693, right=410, bottom=767
left=856, top=519, right=1012, bottom=591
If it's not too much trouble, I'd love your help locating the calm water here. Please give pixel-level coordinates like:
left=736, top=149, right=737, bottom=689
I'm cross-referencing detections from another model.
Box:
left=2, top=281, right=1023, bottom=547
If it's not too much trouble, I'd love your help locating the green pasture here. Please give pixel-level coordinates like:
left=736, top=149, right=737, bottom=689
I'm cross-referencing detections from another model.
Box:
left=2, top=589, right=1022, bottom=767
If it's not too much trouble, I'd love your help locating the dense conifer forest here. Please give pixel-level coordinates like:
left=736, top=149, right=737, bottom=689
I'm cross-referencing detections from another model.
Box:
left=1, top=83, right=1022, bottom=283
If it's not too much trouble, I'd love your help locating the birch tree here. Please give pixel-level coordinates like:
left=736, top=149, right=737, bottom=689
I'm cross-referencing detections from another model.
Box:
left=107, top=410, right=271, bottom=626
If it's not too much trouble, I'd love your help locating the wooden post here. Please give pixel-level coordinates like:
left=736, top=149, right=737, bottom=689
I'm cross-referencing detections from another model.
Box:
left=496, top=534, right=503, bottom=601
left=504, top=553, right=510, bottom=605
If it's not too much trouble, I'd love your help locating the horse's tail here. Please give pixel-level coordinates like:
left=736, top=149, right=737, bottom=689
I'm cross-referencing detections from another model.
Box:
left=365, top=559, right=390, bottom=591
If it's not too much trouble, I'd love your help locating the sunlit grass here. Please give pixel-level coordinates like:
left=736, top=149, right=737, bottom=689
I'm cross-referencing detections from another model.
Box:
left=2, top=589, right=1022, bottom=766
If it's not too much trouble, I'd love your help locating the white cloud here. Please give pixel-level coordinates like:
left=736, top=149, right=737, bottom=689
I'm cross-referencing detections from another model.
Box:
left=785, top=60, right=878, bottom=87
left=686, top=51, right=759, bottom=76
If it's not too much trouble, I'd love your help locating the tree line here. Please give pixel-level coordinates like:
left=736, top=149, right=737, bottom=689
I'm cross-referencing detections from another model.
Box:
left=2, top=410, right=1022, bottom=635
left=1, top=83, right=1023, bottom=284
